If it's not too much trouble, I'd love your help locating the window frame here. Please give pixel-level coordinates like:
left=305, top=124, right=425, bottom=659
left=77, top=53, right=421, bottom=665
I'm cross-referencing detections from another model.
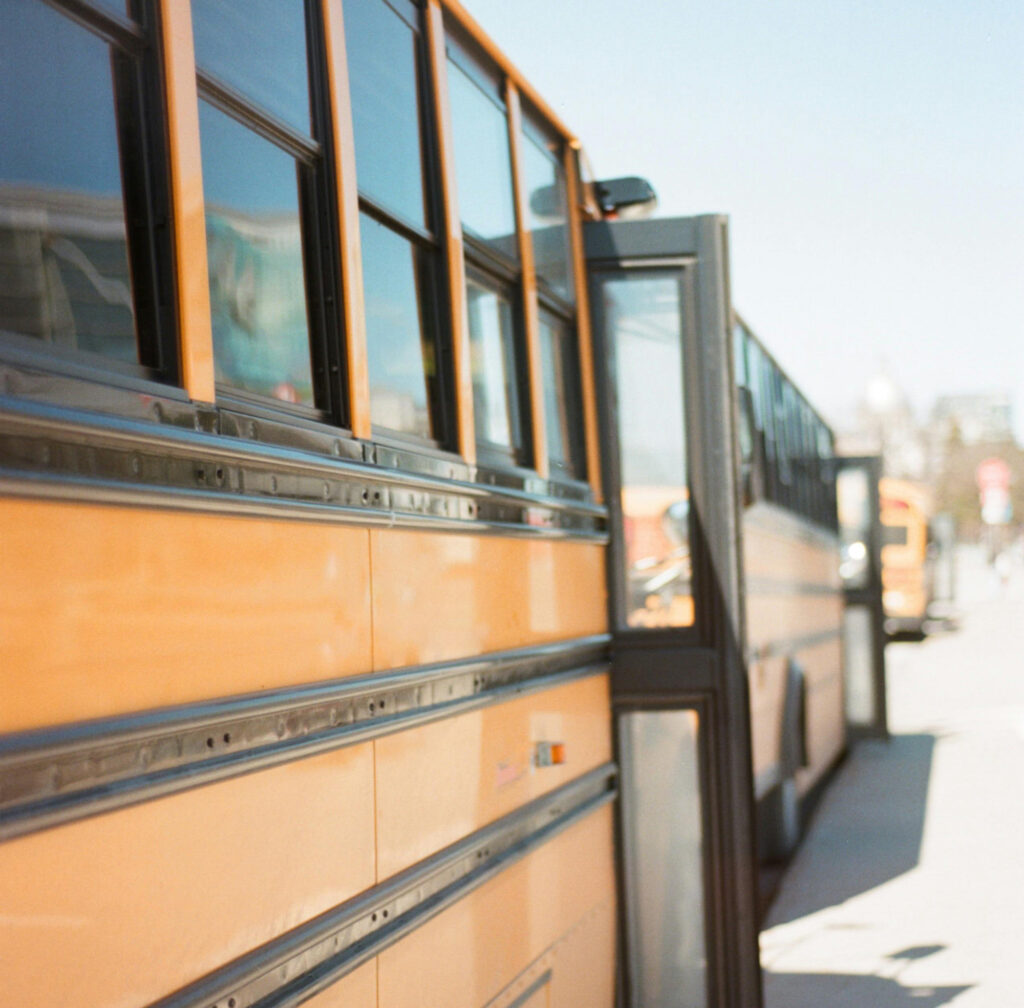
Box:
left=190, top=0, right=348, bottom=425
left=349, top=0, right=457, bottom=453
left=0, top=0, right=180, bottom=390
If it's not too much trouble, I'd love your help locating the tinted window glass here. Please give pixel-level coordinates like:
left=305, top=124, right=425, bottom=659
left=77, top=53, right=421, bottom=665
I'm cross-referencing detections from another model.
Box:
left=0, top=0, right=137, bottom=363
left=538, top=310, right=584, bottom=479
left=345, top=0, right=426, bottom=228
left=467, top=278, right=521, bottom=457
left=521, top=131, right=572, bottom=302
left=600, top=272, right=693, bottom=629
left=360, top=213, right=435, bottom=439
left=191, top=0, right=311, bottom=135
left=199, top=101, right=314, bottom=404
left=447, top=58, right=518, bottom=259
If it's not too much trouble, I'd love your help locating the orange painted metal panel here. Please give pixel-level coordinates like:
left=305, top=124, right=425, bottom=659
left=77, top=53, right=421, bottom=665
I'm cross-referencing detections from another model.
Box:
left=301, top=960, right=377, bottom=1008
left=375, top=674, right=612, bottom=878
left=564, top=146, right=602, bottom=502
left=507, top=82, right=548, bottom=479
left=321, top=0, right=370, bottom=439
left=0, top=745, right=375, bottom=1008
left=0, top=499, right=372, bottom=731
left=157, top=0, right=215, bottom=403
left=547, top=901, right=616, bottom=1008
left=369, top=530, right=606, bottom=669
left=426, top=0, right=475, bottom=464
left=378, top=804, right=615, bottom=1008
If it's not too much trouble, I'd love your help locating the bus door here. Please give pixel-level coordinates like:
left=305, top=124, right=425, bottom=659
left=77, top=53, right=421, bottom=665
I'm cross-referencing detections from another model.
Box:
left=586, top=216, right=762, bottom=1008
left=837, top=455, right=889, bottom=737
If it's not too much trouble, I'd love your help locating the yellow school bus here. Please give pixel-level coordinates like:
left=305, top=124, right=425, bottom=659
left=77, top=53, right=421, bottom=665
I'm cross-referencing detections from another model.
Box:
left=879, top=477, right=933, bottom=636
left=0, top=3, right=833, bottom=1006
left=734, top=319, right=846, bottom=860
left=0, top=2, right=616, bottom=1005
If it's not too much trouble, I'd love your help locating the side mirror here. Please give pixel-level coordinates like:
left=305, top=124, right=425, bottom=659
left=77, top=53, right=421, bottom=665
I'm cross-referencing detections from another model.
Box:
left=592, top=176, right=658, bottom=219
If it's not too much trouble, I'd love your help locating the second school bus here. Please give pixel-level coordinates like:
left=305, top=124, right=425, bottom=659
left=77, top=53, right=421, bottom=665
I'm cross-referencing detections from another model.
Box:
left=0, top=2, right=850, bottom=1006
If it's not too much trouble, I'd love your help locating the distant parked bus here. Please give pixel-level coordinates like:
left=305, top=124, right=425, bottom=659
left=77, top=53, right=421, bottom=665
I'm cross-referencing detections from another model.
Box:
left=879, top=478, right=933, bottom=636
left=733, top=319, right=846, bottom=860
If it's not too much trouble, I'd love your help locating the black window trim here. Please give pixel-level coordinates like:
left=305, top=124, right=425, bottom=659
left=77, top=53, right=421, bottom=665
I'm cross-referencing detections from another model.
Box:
left=192, top=0, right=348, bottom=427
left=0, top=0, right=180, bottom=387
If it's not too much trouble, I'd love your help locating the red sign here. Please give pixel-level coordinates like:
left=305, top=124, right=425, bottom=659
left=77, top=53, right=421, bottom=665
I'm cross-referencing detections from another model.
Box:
left=976, top=457, right=1011, bottom=492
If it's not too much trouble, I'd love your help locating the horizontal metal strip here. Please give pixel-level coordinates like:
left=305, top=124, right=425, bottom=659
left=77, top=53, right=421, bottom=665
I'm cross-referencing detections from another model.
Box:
left=747, top=626, right=843, bottom=664
left=0, top=636, right=610, bottom=842
left=0, top=396, right=606, bottom=538
left=148, top=764, right=617, bottom=1008
left=745, top=576, right=842, bottom=597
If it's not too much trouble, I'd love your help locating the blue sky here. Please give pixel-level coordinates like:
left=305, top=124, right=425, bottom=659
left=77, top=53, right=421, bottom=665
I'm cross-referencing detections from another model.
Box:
left=462, top=0, right=1024, bottom=438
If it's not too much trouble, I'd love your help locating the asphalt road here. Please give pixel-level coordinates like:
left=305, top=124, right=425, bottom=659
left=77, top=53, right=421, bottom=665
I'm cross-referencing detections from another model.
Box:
left=761, top=545, right=1024, bottom=1007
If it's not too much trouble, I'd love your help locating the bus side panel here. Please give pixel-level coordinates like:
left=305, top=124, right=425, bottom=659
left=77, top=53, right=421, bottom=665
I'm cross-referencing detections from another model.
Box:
left=742, top=505, right=845, bottom=799
left=546, top=899, right=617, bottom=1007
left=375, top=674, right=612, bottom=879
left=798, top=638, right=846, bottom=793
left=0, top=499, right=373, bottom=732
left=0, top=745, right=376, bottom=1008
left=300, top=960, right=377, bottom=1008
left=377, top=804, right=615, bottom=1008
left=369, top=531, right=606, bottom=668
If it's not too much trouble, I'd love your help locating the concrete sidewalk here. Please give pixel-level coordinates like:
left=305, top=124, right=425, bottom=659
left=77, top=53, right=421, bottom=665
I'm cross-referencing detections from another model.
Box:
left=761, top=546, right=1024, bottom=1007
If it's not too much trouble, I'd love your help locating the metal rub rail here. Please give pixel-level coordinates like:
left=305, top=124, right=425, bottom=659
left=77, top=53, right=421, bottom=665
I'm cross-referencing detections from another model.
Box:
left=0, top=393, right=607, bottom=539
left=0, top=636, right=611, bottom=841
left=148, top=764, right=617, bottom=1008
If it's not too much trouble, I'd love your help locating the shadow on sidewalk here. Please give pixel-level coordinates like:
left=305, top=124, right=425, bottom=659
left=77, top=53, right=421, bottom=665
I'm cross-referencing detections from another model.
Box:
left=767, top=734, right=935, bottom=926
left=765, top=971, right=970, bottom=1007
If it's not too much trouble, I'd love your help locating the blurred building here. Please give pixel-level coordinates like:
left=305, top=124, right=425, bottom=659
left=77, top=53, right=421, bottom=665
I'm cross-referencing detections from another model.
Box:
left=836, top=370, right=927, bottom=479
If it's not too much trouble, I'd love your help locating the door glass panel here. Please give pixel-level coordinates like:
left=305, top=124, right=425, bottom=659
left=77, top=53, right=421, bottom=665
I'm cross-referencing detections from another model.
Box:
left=843, top=605, right=876, bottom=726
left=619, top=709, right=708, bottom=1008
left=837, top=466, right=871, bottom=588
left=601, top=272, right=692, bottom=628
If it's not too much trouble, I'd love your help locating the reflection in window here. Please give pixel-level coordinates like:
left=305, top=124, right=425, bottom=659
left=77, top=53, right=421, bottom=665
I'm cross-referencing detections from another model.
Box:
left=0, top=0, right=137, bottom=363
left=348, top=0, right=442, bottom=443
left=360, top=213, right=435, bottom=440
left=520, top=130, right=572, bottom=302
left=601, top=273, right=693, bottom=628
left=191, top=0, right=311, bottom=136
left=467, top=278, right=522, bottom=459
left=447, top=57, right=518, bottom=260
left=538, top=310, right=585, bottom=481
left=199, top=102, right=314, bottom=405
left=344, top=0, right=426, bottom=227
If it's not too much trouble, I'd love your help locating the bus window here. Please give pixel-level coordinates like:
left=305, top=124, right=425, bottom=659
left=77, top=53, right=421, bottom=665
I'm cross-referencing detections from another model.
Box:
left=0, top=0, right=169, bottom=374
left=193, top=0, right=326, bottom=409
left=466, top=272, right=526, bottom=461
left=520, top=119, right=574, bottom=304
left=345, top=0, right=445, bottom=442
left=446, top=46, right=518, bottom=259
left=538, top=308, right=586, bottom=481
left=599, top=271, right=692, bottom=628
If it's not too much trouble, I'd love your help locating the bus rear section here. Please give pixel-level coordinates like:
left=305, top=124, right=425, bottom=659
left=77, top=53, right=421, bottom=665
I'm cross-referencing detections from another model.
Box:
left=879, top=477, right=934, bottom=636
